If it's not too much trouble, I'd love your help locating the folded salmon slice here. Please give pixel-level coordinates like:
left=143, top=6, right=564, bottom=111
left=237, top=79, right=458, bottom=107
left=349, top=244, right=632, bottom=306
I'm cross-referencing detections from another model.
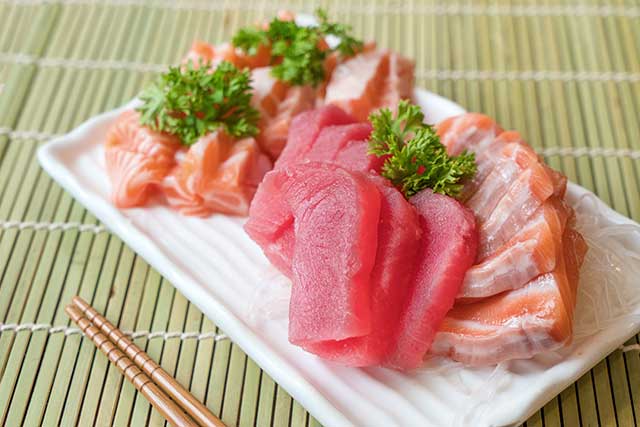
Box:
left=303, top=176, right=421, bottom=365
left=184, top=40, right=270, bottom=69
left=325, top=49, right=413, bottom=121
left=105, top=110, right=181, bottom=208
left=432, top=222, right=587, bottom=366
left=436, top=114, right=504, bottom=201
left=162, top=131, right=272, bottom=216
left=283, top=163, right=381, bottom=344
left=478, top=147, right=556, bottom=258
left=460, top=197, right=569, bottom=299
left=385, top=190, right=478, bottom=370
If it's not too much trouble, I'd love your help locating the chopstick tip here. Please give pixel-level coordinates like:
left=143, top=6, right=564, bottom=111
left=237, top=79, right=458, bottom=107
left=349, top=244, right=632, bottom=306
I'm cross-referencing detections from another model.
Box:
left=72, top=295, right=90, bottom=311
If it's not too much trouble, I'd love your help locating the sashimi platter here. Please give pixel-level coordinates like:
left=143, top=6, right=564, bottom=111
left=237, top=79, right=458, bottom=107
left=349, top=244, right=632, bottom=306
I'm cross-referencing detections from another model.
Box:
left=39, top=10, right=640, bottom=427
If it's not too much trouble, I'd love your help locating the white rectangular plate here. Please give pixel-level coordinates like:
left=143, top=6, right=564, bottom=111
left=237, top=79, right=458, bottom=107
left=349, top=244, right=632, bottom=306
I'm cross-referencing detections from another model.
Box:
left=38, top=89, right=640, bottom=427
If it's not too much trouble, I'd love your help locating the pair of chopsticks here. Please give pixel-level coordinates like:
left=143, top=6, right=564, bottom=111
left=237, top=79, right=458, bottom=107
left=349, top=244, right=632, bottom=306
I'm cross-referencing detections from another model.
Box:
left=65, top=296, right=225, bottom=427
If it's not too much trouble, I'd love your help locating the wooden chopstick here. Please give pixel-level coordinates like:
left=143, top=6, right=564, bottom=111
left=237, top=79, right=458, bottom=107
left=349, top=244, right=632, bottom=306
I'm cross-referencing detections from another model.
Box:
left=65, top=305, right=198, bottom=427
left=66, top=297, right=225, bottom=427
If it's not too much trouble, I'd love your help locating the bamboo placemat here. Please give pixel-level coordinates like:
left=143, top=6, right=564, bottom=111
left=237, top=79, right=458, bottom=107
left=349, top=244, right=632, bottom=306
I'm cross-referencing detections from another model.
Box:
left=0, top=0, right=638, bottom=426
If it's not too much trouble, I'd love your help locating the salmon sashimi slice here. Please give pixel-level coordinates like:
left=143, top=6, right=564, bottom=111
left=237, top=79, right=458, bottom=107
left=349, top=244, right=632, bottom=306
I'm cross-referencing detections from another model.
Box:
left=275, top=105, right=356, bottom=170
left=379, top=52, right=415, bottom=111
left=432, top=221, right=587, bottom=366
left=283, top=163, right=381, bottom=344
left=325, top=49, right=390, bottom=121
left=258, top=85, right=316, bottom=159
left=466, top=137, right=543, bottom=223
left=162, top=131, right=272, bottom=216
left=184, top=40, right=270, bottom=69
left=385, top=190, right=478, bottom=370
left=478, top=156, right=556, bottom=258
left=251, top=67, right=289, bottom=117
left=302, top=176, right=422, bottom=366
left=105, top=110, right=181, bottom=208
left=199, top=137, right=272, bottom=215
left=459, top=197, right=569, bottom=299
left=436, top=113, right=504, bottom=201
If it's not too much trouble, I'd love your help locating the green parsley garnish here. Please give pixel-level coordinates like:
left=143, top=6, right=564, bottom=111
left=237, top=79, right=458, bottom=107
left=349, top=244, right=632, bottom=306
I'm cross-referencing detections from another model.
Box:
left=136, top=60, right=259, bottom=145
left=368, top=100, right=477, bottom=198
left=232, top=9, right=363, bottom=87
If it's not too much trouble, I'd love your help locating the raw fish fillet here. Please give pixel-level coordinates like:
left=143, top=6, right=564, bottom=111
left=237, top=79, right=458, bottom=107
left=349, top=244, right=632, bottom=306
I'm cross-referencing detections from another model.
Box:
left=275, top=105, right=356, bottom=170
left=283, top=163, right=382, bottom=344
left=459, top=197, right=569, bottom=299
left=105, top=110, right=181, bottom=208
left=385, top=189, right=478, bottom=370
left=303, top=175, right=421, bottom=365
left=432, top=221, right=587, bottom=366
left=325, top=49, right=414, bottom=121
left=162, top=131, right=272, bottom=216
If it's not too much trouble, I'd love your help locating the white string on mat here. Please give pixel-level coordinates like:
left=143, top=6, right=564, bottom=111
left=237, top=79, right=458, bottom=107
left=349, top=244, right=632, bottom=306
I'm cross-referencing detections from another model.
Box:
left=0, top=128, right=61, bottom=142
left=620, top=343, right=640, bottom=353
left=1, top=0, right=639, bottom=18
left=416, top=69, right=640, bottom=83
left=540, top=146, right=640, bottom=160
left=0, top=323, right=229, bottom=342
left=3, top=52, right=640, bottom=83
left=0, top=220, right=107, bottom=234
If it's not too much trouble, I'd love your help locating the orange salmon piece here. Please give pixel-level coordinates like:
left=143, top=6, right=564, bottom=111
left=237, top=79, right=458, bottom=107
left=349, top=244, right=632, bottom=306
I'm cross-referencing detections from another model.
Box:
left=162, top=131, right=272, bottom=216
left=105, top=110, right=181, bottom=208
left=432, top=220, right=587, bottom=365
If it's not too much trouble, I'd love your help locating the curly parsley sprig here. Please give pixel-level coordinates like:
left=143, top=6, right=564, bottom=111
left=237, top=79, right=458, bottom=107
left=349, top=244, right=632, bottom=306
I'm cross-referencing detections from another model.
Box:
left=136, top=60, right=259, bottom=145
left=368, top=101, right=477, bottom=198
left=232, top=9, right=363, bottom=87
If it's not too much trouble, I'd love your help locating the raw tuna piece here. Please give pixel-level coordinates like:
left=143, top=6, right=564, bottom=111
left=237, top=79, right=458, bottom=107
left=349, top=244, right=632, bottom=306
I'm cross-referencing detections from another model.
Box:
left=459, top=197, right=569, bottom=299
left=432, top=222, right=587, bottom=366
left=307, top=123, right=372, bottom=160
left=303, top=175, right=421, bottom=365
left=333, top=139, right=386, bottom=174
left=105, top=110, right=181, bottom=208
left=246, top=163, right=382, bottom=343
left=275, top=105, right=356, bottom=170
left=244, top=169, right=295, bottom=277
left=285, top=163, right=381, bottom=344
left=385, top=189, right=478, bottom=370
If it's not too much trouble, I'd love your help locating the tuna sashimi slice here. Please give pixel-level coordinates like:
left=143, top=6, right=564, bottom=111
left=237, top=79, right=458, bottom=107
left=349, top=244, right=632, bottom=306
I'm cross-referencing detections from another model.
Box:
left=432, top=222, right=587, bottom=366
left=307, top=123, right=373, bottom=160
left=275, top=105, right=356, bottom=170
left=333, top=139, right=386, bottom=174
left=459, top=197, right=569, bottom=299
left=303, top=176, right=421, bottom=366
left=285, top=163, right=381, bottom=344
left=244, top=169, right=295, bottom=278
left=105, top=110, right=181, bottom=208
left=385, top=189, right=478, bottom=370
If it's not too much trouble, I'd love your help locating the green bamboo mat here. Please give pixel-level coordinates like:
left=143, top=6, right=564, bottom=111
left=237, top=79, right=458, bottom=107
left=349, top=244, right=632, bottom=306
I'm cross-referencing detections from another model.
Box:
left=0, top=0, right=638, bottom=426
